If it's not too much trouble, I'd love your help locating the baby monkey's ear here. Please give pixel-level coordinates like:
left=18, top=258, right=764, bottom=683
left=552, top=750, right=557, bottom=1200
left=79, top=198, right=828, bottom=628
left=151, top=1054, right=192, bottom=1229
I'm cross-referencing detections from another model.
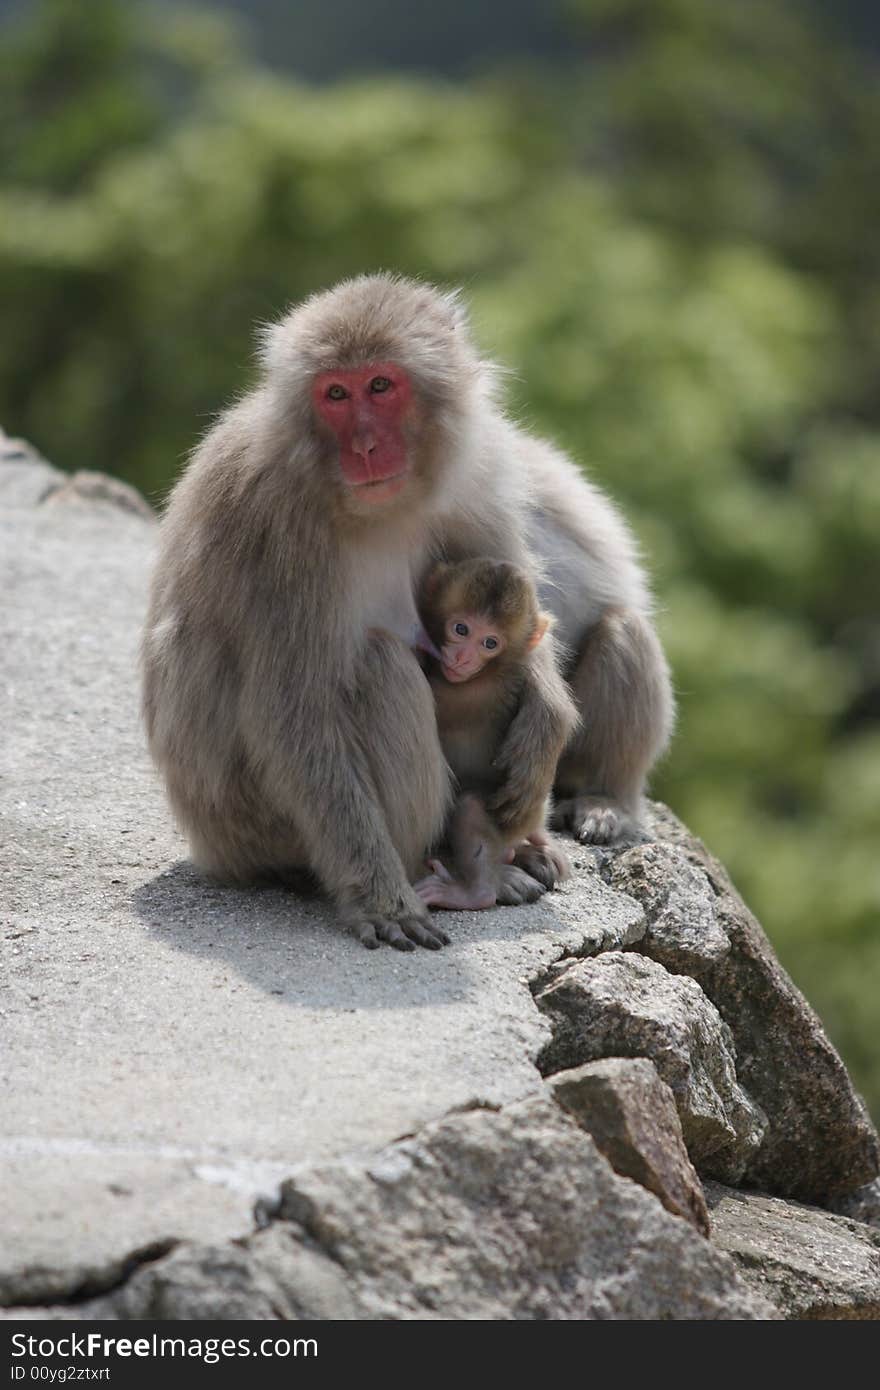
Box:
left=421, top=562, right=450, bottom=602
left=527, top=612, right=552, bottom=650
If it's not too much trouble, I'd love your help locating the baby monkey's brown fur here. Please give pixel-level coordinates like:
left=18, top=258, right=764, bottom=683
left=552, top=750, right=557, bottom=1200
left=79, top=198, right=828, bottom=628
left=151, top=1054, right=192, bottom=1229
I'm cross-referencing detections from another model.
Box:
left=417, top=559, right=570, bottom=910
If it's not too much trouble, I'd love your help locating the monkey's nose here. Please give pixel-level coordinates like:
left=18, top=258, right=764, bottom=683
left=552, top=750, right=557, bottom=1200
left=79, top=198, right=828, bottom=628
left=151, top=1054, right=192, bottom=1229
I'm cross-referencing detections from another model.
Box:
left=351, top=433, right=377, bottom=459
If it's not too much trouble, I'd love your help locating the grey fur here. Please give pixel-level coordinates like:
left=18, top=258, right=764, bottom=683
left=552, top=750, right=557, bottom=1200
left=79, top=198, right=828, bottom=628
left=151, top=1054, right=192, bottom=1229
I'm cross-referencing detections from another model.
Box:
left=142, top=274, right=673, bottom=948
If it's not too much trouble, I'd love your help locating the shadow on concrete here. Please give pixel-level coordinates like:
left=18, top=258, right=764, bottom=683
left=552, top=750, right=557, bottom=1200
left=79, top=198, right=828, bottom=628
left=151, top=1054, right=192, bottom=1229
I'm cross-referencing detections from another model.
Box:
left=132, top=860, right=571, bottom=1012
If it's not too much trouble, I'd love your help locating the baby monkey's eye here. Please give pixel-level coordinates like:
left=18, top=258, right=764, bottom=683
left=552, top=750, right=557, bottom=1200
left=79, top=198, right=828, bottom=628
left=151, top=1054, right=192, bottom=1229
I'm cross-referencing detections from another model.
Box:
left=370, top=376, right=391, bottom=393
left=327, top=384, right=347, bottom=400
left=453, top=622, right=469, bottom=637
left=483, top=636, right=499, bottom=651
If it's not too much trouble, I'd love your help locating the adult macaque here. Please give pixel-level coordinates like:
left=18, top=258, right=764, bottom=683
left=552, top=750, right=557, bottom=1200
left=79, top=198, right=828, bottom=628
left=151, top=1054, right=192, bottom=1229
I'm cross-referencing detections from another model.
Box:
left=142, top=274, right=673, bottom=950
left=416, top=558, right=569, bottom=909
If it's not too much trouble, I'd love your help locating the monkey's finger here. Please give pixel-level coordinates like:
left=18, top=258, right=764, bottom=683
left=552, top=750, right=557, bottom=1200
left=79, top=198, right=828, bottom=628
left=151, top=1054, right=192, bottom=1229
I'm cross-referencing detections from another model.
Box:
left=399, top=914, right=450, bottom=949
left=414, top=874, right=449, bottom=903
left=496, top=866, right=547, bottom=907
left=414, top=878, right=471, bottom=911
left=513, top=844, right=569, bottom=890
left=426, top=858, right=454, bottom=882
left=354, top=920, right=382, bottom=950
left=369, top=917, right=417, bottom=952
left=350, top=911, right=415, bottom=951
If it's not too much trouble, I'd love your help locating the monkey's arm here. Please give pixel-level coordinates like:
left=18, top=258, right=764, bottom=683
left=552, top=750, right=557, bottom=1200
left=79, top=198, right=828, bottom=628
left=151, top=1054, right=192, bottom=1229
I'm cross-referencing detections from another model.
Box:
left=242, top=636, right=450, bottom=951
left=487, top=635, right=579, bottom=833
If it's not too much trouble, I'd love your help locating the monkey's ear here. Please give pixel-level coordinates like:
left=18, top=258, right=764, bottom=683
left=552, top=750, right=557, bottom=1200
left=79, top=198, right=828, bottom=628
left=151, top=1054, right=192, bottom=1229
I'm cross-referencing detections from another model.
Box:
left=528, top=614, right=551, bottom=650
left=421, top=562, right=450, bottom=601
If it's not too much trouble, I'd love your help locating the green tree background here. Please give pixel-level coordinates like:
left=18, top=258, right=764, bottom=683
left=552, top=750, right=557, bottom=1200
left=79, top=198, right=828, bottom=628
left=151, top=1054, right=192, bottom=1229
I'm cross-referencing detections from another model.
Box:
left=3, top=0, right=878, bottom=1117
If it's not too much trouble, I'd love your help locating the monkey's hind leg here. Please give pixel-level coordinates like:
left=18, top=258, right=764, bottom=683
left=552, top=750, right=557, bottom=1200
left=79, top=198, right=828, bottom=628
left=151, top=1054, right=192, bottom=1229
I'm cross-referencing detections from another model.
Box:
left=415, top=794, right=547, bottom=910
left=415, top=796, right=498, bottom=911
left=415, top=858, right=497, bottom=911
left=552, top=605, right=674, bottom=845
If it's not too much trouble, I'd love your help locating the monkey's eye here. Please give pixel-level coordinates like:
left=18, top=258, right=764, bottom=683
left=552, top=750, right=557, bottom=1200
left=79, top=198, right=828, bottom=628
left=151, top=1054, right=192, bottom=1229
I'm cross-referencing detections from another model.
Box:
left=326, top=384, right=348, bottom=401
left=370, top=376, right=392, bottom=393
left=453, top=622, right=469, bottom=637
left=483, top=636, right=499, bottom=651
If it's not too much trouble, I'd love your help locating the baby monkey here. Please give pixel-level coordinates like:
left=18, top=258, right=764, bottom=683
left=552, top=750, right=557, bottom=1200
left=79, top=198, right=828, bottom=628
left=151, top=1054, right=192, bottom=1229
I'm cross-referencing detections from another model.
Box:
left=416, top=558, right=570, bottom=910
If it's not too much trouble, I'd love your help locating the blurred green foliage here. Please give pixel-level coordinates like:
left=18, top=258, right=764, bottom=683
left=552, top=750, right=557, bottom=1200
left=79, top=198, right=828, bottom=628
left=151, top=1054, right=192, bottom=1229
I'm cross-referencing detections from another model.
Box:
left=2, top=1, right=878, bottom=1117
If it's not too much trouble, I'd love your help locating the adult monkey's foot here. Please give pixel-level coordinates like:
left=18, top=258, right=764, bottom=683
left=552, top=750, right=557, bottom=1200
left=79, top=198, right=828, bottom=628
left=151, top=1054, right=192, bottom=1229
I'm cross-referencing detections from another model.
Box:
left=551, top=794, right=640, bottom=846
left=343, top=902, right=451, bottom=950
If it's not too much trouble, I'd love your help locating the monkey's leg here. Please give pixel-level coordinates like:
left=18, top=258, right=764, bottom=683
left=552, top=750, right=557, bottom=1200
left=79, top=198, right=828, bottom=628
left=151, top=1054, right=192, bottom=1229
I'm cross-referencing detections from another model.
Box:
left=350, top=631, right=455, bottom=946
left=552, top=605, right=674, bottom=845
left=415, top=858, right=497, bottom=911
left=414, top=796, right=499, bottom=911
left=414, top=794, right=546, bottom=910
left=455, top=794, right=547, bottom=908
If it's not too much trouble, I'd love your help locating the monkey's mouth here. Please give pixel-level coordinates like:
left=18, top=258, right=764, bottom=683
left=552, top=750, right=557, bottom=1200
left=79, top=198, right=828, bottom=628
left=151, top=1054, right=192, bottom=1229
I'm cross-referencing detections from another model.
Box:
left=349, top=472, right=408, bottom=503
left=441, top=662, right=476, bottom=683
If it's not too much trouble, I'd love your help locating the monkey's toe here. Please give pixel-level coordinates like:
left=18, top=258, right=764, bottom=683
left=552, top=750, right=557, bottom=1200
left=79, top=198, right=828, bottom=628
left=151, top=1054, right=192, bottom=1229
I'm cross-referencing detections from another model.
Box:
left=371, top=917, right=417, bottom=951
left=355, top=922, right=383, bottom=950
left=512, top=843, right=569, bottom=890
left=577, top=810, right=620, bottom=844
left=415, top=874, right=496, bottom=911
left=351, top=906, right=449, bottom=949
left=496, top=865, right=547, bottom=906
left=399, top=913, right=450, bottom=948
left=414, top=874, right=457, bottom=908
left=553, top=795, right=637, bottom=846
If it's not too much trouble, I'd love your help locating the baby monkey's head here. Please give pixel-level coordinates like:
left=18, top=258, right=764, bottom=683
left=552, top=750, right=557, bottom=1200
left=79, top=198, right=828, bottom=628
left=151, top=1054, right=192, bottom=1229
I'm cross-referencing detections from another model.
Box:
left=421, top=558, right=550, bottom=684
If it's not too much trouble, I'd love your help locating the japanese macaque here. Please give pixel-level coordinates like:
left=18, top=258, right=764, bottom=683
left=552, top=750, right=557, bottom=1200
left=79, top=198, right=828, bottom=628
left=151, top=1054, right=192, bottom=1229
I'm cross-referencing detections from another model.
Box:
left=142, top=273, right=673, bottom=952
left=415, top=559, right=570, bottom=909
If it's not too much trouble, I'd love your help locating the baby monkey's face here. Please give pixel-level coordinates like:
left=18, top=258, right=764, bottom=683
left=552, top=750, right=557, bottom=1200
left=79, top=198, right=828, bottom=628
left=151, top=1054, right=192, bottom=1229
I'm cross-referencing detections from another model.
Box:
left=439, top=613, right=506, bottom=683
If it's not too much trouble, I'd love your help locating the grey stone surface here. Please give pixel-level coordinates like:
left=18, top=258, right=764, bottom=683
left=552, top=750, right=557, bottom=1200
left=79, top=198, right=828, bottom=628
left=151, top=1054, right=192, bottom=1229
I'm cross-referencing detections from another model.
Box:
left=549, top=1057, right=710, bottom=1235
left=827, top=1178, right=880, bottom=1230
left=1, top=453, right=643, bottom=1307
left=0, top=428, right=63, bottom=506
left=41, top=469, right=156, bottom=520
left=604, top=805, right=880, bottom=1201
left=706, top=1182, right=880, bottom=1319
left=534, top=953, right=766, bottom=1183
left=2, top=444, right=873, bottom=1321
left=87, top=1099, right=773, bottom=1320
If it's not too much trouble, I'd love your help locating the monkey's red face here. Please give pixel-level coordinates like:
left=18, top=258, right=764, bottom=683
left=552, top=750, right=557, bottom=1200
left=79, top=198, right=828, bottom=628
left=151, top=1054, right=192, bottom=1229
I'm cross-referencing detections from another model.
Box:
left=440, top=615, right=506, bottom=683
left=312, top=363, right=416, bottom=507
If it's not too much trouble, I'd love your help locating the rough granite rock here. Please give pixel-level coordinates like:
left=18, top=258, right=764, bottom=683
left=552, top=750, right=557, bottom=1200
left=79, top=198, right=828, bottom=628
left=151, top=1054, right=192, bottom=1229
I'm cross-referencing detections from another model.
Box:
left=0, top=431, right=154, bottom=519
left=41, top=469, right=156, bottom=519
left=549, top=1058, right=710, bottom=1236
left=3, top=440, right=876, bottom=1321
left=602, top=804, right=880, bottom=1202
left=827, top=1179, right=880, bottom=1230
left=706, top=1182, right=880, bottom=1319
left=91, top=1098, right=773, bottom=1321
left=534, top=953, right=767, bottom=1183
left=0, top=427, right=62, bottom=505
